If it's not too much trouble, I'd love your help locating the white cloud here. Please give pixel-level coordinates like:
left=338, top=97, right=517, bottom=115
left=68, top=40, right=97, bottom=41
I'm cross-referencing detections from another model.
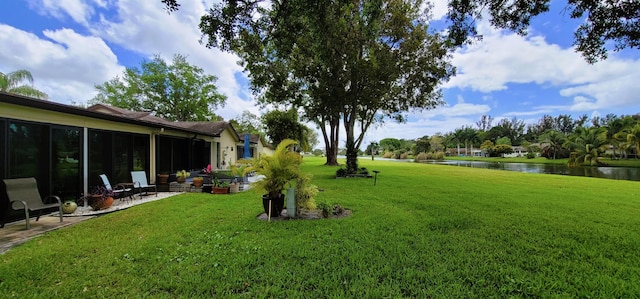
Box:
left=28, top=0, right=106, bottom=26
left=0, top=24, right=123, bottom=104
left=444, top=18, right=640, bottom=117
left=87, top=0, right=250, bottom=120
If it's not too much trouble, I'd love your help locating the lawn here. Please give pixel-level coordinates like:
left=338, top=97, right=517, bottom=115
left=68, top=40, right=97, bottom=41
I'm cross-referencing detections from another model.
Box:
left=1, top=157, right=639, bottom=297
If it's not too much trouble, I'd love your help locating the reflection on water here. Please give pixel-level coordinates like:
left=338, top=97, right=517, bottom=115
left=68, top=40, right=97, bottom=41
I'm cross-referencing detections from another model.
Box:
left=422, top=160, right=640, bottom=182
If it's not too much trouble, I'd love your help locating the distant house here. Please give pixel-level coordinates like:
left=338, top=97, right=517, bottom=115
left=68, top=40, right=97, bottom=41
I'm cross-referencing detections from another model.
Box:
left=503, top=146, right=528, bottom=158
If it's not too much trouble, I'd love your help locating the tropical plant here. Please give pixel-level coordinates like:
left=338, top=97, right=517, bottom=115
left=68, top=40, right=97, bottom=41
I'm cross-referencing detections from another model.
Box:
left=203, top=164, right=223, bottom=187
left=564, top=127, right=609, bottom=166
left=244, top=139, right=303, bottom=199
left=0, top=69, right=48, bottom=99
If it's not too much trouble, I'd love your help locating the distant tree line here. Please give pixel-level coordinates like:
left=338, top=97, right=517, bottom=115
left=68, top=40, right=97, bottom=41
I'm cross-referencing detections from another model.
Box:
left=371, top=113, right=640, bottom=166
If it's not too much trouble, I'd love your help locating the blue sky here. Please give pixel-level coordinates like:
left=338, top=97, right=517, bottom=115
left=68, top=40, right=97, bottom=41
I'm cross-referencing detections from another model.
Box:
left=1, top=0, right=639, bottom=149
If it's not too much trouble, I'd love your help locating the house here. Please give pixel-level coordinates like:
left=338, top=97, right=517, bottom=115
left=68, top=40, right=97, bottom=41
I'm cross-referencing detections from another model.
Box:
left=503, top=146, right=528, bottom=158
left=0, top=92, right=243, bottom=223
left=236, top=133, right=273, bottom=160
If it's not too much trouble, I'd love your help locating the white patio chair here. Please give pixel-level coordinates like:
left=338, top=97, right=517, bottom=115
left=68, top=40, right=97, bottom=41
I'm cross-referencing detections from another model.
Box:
left=130, top=171, right=157, bottom=197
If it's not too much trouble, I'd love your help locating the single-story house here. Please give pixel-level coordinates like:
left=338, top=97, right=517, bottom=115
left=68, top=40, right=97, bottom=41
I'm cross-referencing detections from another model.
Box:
left=0, top=91, right=264, bottom=224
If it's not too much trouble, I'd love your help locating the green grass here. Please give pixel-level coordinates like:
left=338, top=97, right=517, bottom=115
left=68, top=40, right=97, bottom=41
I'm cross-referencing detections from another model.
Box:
left=1, top=157, right=639, bottom=297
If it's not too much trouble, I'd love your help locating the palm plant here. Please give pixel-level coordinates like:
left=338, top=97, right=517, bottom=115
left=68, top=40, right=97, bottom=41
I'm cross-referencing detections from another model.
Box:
left=0, top=69, right=48, bottom=99
left=538, top=129, right=567, bottom=160
left=564, top=127, right=609, bottom=166
left=623, top=124, right=640, bottom=159
left=244, top=139, right=302, bottom=200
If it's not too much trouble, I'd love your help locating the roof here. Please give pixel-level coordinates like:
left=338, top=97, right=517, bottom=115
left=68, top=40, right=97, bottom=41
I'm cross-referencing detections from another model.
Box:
left=240, top=133, right=273, bottom=148
left=0, top=92, right=221, bottom=137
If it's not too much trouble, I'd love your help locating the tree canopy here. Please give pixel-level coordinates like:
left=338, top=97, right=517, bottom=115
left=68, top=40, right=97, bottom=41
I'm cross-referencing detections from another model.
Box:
left=91, top=54, right=226, bottom=121
left=446, top=0, right=640, bottom=63
left=0, top=69, right=48, bottom=99
left=230, top=110, right=264, bottom=135
left=261, top=109, right=315, bottom=152
left=170, top=0, right=454, bottom=172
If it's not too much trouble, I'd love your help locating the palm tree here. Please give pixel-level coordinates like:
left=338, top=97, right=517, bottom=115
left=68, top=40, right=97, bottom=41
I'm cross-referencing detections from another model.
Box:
left=607, top=116, right=636, bottom=159
left=0, top=69, right=48, bottom=99
left=623, top=124, right=640, bottom=159
left=538, top=129, right=566, bottom=160
left=564, top=127, right=609, bottom=166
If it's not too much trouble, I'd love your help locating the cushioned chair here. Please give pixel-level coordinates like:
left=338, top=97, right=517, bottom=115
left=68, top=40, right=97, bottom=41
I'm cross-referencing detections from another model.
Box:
left=2, top=177, right=63, bottom=229
left=130, top=171, right=157, bottom=197
left=99, top=174, right=133, bottom=201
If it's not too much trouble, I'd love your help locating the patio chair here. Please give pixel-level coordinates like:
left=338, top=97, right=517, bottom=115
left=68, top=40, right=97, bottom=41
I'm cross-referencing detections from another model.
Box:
left=2, top=177, right=63, bottom=230
left=130, top=171, right=157, bottom=197
left=99, top=174, right=133, bottom=201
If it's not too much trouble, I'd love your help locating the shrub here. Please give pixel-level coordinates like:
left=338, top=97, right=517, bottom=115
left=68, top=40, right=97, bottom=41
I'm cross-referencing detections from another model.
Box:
left=414, top=152, right=429, bottom=161
left=526, top=152, right=536, bottom=159
left=382, top=151, right=393, bottom=158
left=295, top=175, right=318, bottom=212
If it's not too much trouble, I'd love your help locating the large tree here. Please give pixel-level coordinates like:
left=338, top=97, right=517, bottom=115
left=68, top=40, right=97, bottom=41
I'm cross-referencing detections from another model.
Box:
left=261, top=109, right=315, bottom=151
left=230, top=110, right=265, bottom=135
left=446, top=0, right=640, bottom=63
left=91, top=54, right=226, bottom=121
left=168, top=0, right=454, bottom=172
left=0, top=69, right=48, bottom=99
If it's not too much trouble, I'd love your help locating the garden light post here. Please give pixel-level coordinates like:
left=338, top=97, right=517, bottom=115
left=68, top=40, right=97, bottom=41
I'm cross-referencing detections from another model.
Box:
left=373, top=170, right=380, bottom=186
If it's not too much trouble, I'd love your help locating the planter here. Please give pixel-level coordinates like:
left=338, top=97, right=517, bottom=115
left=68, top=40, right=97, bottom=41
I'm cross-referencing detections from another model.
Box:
left=212, top=187, right=230, bottom=194
left=192, top=178, right=203, bottom=188
left=177, top=176, right=186, bottom=183
left=229, top=182, right=240, bottom=193
left=89, top=196, right=114, bottom=211
left=286, top=188, right=296, bottom=217
left=158, top=174, right=169, bottom=184
left=262, top=194, right=285, bottom=217
left=62, top=201, right=78, bottom=214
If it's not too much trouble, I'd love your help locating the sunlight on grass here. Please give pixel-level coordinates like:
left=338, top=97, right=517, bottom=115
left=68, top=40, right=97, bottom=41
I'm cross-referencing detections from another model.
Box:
left=1, top=157, right=639, bottom=297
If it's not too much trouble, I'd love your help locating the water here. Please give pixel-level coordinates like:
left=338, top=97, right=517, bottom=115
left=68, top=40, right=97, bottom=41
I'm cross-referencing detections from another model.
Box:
left=421, top=160, right=640, bottom=182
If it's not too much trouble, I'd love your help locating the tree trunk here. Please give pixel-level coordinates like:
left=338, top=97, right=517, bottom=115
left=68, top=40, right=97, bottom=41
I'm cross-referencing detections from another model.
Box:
left=344, top=111, right=358, bottom=173
left=318, top=115, right=340, bottom=166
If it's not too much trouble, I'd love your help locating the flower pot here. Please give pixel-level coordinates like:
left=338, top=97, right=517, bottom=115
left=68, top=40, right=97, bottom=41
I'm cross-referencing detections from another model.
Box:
left=89, top=196, right=114, bottom=211
left=229, top=182, right=240, bottom=193
left=62, top=201, right=78, bottom=214
left=158, top=174, right=169, bottom=184
left=212, top=187, right=230, bottom=194
left=262, top=194, right=284, bottom=217
left=177, top=176, right=186, bottom=183
left=192, top=178, right=203, bottom=188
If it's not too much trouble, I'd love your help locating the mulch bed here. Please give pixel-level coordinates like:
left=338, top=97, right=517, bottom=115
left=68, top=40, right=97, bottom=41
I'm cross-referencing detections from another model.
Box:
left=257, top=208, right=351, bottom=221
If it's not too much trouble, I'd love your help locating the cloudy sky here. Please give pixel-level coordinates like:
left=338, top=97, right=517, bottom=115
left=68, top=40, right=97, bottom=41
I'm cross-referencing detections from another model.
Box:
left=2, top=0, right=639, bottom=148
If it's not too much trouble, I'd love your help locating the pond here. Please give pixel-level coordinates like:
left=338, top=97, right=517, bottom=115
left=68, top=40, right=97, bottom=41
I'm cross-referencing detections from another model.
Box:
left=421, top=160, right=640, bottom=182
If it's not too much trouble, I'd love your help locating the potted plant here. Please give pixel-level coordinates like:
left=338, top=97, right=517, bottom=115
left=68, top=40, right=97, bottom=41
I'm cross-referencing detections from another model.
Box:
left=244, top=139, right=303, bottom=217
left=229, top=163, right=247, bottom=193
left=192, top=176, right=204, bottom=188
left=176, top=170, right=189, bottom=183
left=204, top=164, right=230, bottom=194
left=88, top=186, right=115, bottom=211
